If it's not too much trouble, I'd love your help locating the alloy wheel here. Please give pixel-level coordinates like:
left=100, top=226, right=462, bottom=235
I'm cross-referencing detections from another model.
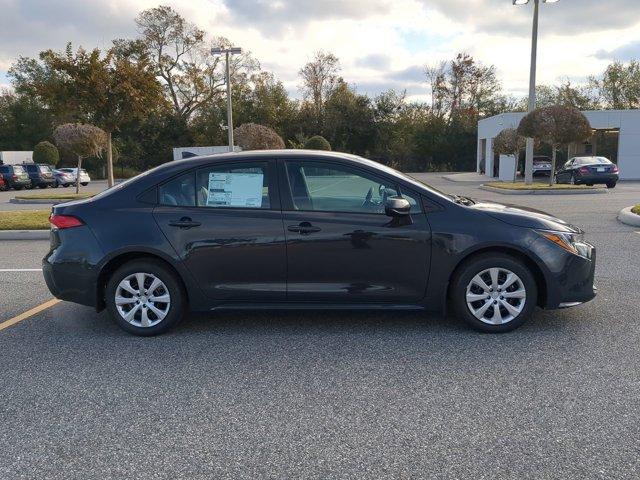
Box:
left=115, top=272, right=171, bottom=328
left=465, top=268, right=526, bottom=325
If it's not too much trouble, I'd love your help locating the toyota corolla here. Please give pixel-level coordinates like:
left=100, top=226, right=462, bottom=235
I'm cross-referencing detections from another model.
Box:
left=43, top=150, right=596, bottom=336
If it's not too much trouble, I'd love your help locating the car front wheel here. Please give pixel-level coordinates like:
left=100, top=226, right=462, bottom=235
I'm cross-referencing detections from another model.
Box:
left=451, top=254, right=538, bottom=332
left=105, top=259, right=186, bottom=336
left=606, top=182, right=616, bottom=189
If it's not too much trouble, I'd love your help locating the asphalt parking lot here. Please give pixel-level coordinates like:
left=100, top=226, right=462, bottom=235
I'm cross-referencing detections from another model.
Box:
left=1, top=174, right=639, bottom=479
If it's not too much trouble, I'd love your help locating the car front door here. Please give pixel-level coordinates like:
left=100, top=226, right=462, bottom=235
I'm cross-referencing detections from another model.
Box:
left=280, top=159, right=431, bottom=304
left=153, top=159, right=287, bottom=303
left=556, top=159, right=574, bottom=183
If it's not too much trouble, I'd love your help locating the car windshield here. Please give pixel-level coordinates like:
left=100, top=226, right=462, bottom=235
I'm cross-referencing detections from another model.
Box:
left=39, top=165, right=52, bottom=173
left=13, top=165, right=25, bottom=174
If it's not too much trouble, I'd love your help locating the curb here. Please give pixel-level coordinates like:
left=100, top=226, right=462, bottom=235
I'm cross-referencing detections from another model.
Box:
left=479, top=185, right=608, bottom=195
left=0, top=230, right=49, bottom=240
left=10, top=198, right=64, bottom=205
left=618, top=207, right=640, bottom=227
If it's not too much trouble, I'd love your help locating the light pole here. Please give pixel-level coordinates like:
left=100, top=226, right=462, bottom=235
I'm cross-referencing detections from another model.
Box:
left=513, top=0, right=558, bottom=184
left=211, top=46, right=242, bottom=152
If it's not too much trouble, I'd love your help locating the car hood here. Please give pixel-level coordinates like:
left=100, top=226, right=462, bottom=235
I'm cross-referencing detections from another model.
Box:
left=469, top=201, right=582, bottom=233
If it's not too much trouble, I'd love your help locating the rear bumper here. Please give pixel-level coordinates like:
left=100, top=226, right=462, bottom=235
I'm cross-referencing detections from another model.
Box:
left=576, top=173, right=618, bottom=184
left=42, top=228, right=104, bottom=308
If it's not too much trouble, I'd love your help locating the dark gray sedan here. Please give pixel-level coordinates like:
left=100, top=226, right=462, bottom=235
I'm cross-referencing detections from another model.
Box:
left=555, top=156, right=619, bottom=188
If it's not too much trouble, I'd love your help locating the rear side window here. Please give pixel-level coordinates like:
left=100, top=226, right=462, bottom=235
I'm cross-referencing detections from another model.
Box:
left=195, top=163, right=270, bottom=209
left=159, top=172, right=195, bottom=207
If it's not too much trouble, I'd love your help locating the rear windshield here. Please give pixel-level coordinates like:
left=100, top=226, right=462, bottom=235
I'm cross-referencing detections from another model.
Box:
left=576, top=157, right=611, bottom=165
left=13, top=165, right=25, bottom=174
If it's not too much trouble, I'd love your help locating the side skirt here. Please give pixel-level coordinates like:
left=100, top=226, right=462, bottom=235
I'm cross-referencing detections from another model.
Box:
left=210, top=303, right=427, bottom=312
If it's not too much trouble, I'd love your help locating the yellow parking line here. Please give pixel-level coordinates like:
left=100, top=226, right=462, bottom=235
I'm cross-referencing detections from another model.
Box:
left=0, top=299, right=61, bottom=332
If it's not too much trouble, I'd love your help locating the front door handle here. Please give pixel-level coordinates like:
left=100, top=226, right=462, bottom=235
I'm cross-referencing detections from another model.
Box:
left=288, top=222, right=321, bottom=235
left=168, top=217, right=201, bottom=229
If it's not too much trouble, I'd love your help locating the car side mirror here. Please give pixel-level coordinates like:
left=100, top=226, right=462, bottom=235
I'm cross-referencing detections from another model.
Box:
left=385, top=197, right=411, bottom=217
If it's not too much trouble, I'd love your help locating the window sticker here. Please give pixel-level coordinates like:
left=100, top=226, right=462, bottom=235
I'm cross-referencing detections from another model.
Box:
left=206, top=172, right=264, bottom=208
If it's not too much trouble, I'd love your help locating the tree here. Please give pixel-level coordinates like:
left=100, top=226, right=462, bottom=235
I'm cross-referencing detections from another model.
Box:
left=233, top=123, right=285, bottom=150
left=492, top=129, right=525, bottom=182
left=589, top=60, right=640, bottom=109
left=33, top=141, right=60, bottom=166
left=134, top=5, right=258, bottom=121
left=518, top=106, right=592, bottom=185
left=299, top=51, right=340, bottom=130
left=9, top=44, right=165, bottom=187
left=53, top=123, right=107, bottom=193
left=304, top=135, right=331, bottom=151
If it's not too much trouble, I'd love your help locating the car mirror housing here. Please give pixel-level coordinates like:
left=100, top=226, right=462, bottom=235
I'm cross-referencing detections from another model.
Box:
left=385, top=197, right=411, bottom=217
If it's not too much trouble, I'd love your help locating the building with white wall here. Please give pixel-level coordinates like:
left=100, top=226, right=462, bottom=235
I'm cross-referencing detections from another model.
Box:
left=477, top=110, right=640, bottom=180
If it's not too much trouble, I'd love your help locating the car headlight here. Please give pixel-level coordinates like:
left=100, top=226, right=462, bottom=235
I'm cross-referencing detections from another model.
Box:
left=537, top=230, right=592, bottom=258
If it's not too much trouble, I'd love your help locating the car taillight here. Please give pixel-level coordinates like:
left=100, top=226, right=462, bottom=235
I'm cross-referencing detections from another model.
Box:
left=612, top=165, right=619, bottom=173
left=12, top=174, right=18, bottom=180
left=49, top=214, right=84, bottom=229
left=578, top=167, right=590, bottom=174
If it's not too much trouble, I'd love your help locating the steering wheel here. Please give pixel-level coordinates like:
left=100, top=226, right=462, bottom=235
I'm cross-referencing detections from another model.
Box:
left=361, top=187, right=373, bottom=208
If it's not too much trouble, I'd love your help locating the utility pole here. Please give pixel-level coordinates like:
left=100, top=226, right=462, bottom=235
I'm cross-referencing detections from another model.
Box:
left=211, top=47, right=243, bottom=153
left=513, top=0, right=559, bottom=184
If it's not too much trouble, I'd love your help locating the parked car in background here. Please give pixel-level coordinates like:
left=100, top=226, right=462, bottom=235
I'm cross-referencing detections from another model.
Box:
left=0, top=175, right=6, bottom=191
left=0, top=164, right=31, bottom=190
left=24, top=163, right=56, bottom=188
left=556, top=156, right=619, bottom=188
left=44, top=150, right=596, bottom=337
left=532, top=156, right=552, bottom=176
left=58, top=168, right=91, bottom=186
left=52, top=169, right=75, bottom=188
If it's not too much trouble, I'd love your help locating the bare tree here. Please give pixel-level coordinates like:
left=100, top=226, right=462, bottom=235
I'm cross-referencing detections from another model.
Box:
left=299, top=51, right=340, bottom=130
left=493, top=128, right=526, bottom=182
left=234, top=123, right=285, bottom=150
left=53, top=123, right=107, bottom=193
left=135, top=5, right=258, bottom=121
left=518, top=106, right=592, bottom=186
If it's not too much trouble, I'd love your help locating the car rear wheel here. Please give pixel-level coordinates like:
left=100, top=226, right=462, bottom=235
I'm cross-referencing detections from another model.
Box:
left=606, top=182, right=616, bottom=189
left=451, top=254, right=538, bottom=333
left=105, top=260, right=186, bottom=336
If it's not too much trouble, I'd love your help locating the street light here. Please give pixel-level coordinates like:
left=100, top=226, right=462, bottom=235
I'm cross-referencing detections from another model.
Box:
left=513, top=0, right=559, bottom=184
left=211, top=47, right=243, bottom=152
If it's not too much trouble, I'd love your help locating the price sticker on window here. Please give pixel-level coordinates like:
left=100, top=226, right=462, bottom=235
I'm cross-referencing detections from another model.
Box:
left=206, top=172, right=264, bottom=208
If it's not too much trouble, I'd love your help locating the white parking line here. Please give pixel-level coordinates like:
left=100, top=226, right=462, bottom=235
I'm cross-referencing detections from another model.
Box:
left=0, top=269, right=43, bottom=272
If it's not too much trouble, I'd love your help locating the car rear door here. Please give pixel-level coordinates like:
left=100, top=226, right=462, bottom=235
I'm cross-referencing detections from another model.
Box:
left=153, top=158, right=287, bottom=303
left=279, top=159, right=431, bottom=304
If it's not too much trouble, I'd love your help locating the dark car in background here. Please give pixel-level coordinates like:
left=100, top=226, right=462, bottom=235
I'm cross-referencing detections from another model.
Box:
left=0, top=164, right=31, bottom=190
left=44, top=150, right=597, bottom=336
left=24, top=163, right=56, bottom=188
left=555, top=156, right=619, bottom=188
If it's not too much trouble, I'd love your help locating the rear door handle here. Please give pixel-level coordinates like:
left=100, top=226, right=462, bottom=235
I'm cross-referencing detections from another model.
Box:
left=288, top=222, right=321, bottom=235
left=168, top=217, right=201, bottom=229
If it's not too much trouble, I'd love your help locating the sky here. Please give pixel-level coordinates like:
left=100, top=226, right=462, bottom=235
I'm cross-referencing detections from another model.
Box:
left=0, top=0, right=639, bottom=102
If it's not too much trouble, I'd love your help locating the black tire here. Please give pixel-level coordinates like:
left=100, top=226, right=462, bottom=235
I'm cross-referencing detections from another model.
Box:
left=81, top=182, right=88, bottom=186
left=38, top=184, right=47, bottom=189
left=13, top=185, right=23, bottom=190
left=53, top=183, right=59, bottom=188
left=451, top=253, right=538, bottom=333
left=105, top=259, right=186, bottom=336
left=606, top=182, right=616, bottom=189
left=586, top=183, right=593, bottom=187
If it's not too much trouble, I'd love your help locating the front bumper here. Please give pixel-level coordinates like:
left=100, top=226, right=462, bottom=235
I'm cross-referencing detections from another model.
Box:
left=539, top=240, right=597, bottom=309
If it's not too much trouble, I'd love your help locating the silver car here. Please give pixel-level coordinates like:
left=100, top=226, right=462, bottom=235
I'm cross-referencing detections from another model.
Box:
left=58, top=168, right=91, bottom=186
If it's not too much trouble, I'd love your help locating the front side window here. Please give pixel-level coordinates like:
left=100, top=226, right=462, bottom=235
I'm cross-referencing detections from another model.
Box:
left=196, top=163, right=270, bottom=209
left=285, top=161, right=420, bottom=214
